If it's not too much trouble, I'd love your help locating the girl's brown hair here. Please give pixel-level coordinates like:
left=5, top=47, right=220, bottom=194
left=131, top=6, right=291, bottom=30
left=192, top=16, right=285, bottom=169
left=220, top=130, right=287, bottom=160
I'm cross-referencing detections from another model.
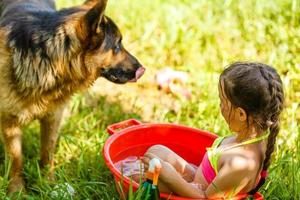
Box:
left=220, top=62, right=284, bottom=194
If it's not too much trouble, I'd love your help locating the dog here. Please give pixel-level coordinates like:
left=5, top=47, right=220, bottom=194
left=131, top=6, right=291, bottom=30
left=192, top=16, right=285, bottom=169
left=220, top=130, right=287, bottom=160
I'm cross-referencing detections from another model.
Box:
left=0, top=0, right=145, bottom=194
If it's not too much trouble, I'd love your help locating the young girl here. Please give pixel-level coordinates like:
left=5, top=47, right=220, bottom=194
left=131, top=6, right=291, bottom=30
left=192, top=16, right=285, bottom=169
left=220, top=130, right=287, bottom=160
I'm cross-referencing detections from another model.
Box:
left=142, top=62, right=284, bottom=198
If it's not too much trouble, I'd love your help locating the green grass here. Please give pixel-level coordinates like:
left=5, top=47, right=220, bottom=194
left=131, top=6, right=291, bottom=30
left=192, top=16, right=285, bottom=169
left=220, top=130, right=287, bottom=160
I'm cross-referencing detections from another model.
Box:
left=1, top=0, right=300, bottom=199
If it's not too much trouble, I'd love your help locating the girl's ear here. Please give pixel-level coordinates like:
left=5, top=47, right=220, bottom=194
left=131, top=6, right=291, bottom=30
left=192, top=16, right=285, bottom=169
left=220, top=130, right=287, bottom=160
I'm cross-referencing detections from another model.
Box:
left=237, top=107, right=247, bottom=122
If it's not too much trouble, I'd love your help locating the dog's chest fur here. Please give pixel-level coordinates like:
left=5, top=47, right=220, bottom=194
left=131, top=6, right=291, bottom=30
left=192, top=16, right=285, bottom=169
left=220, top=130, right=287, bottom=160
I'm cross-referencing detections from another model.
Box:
left=0, top=29, right=95, bottom=124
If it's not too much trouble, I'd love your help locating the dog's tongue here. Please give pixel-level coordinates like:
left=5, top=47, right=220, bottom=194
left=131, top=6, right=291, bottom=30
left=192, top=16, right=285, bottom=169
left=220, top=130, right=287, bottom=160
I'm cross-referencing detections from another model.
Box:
left=130, top=67, right=146, bottom=82
left=136, top=67, right=145, bottom=80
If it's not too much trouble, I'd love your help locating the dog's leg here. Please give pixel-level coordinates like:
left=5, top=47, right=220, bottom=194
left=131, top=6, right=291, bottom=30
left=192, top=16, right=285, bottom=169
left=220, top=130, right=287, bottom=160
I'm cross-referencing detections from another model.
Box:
left=1, top=117, right=25, bottom=194
left=39, top=107, right=64, bottom=176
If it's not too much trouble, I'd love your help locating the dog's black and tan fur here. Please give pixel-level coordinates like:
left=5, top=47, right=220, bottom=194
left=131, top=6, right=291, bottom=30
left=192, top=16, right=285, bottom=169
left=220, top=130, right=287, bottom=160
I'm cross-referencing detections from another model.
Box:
left=0, top=0, right=144, bottom=193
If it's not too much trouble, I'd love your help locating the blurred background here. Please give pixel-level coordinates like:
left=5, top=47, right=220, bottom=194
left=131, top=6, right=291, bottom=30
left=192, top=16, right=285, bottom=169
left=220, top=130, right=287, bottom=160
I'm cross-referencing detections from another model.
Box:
left=0, top=0, right=299, bottom=199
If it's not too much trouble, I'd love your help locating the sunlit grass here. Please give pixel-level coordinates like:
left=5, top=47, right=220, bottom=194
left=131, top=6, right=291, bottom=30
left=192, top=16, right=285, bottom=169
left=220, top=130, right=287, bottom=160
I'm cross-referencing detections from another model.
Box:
left=0, top=0, right=299, bottom=199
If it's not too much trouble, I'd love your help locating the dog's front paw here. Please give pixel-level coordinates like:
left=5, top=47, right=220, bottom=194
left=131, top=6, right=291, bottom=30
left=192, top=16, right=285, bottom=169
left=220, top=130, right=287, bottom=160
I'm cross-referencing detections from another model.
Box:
left=8, top=176, right=25, bottom=195
left=40, top=163, right=56, bottom=182
left=46, top=169, right=56, bottom=182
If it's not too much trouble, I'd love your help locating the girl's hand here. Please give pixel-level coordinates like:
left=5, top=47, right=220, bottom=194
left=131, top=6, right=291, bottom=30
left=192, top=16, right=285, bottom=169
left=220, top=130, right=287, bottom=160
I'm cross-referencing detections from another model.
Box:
left=141, top=152, right=161, bottom=170
left=142, top=152, right=206, bottom=199
left=142, top=153, right=184, bottom=183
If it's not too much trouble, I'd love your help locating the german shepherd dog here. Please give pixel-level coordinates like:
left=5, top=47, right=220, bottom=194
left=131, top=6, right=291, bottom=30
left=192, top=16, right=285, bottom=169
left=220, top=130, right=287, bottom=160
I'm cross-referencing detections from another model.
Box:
left=0, top=0, right=145, bottom=193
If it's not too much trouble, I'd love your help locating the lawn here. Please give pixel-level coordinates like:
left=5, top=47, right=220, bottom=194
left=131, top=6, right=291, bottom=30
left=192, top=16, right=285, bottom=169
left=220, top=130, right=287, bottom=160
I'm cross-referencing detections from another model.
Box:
left=0, top=0, right=299, bottom=199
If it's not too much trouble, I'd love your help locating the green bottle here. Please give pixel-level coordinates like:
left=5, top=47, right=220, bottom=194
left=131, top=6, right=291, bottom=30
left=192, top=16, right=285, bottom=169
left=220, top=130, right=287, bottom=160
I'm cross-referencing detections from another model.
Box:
left=140, top=158, right=161, bottom=200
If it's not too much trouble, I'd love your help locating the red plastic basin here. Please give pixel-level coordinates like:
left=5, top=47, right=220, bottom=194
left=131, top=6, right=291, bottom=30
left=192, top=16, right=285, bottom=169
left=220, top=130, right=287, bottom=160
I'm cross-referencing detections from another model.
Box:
left=103, top=119, right=263, bottom=200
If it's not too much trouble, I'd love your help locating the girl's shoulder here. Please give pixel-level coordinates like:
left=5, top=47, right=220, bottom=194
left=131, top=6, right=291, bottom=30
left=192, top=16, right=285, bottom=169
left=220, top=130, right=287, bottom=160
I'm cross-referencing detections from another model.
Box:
left=217, top=136, right=262, bottom=170
left=216, top=135, right=235, bottom=148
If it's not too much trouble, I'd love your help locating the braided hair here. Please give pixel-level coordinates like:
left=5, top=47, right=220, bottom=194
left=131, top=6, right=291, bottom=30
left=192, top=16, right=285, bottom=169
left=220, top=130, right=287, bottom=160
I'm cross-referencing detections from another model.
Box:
left=220, top=62, right=284, bottom=194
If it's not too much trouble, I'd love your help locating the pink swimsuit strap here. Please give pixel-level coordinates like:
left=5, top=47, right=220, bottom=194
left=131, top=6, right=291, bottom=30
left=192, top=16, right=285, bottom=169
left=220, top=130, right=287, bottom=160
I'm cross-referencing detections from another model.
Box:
left=201, top=152, right=216, bottom=184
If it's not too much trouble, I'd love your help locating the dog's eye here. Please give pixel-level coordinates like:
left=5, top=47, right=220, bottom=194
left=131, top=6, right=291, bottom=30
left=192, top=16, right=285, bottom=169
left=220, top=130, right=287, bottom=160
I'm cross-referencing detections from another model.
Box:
left=114, top=44, right=121, bottom=53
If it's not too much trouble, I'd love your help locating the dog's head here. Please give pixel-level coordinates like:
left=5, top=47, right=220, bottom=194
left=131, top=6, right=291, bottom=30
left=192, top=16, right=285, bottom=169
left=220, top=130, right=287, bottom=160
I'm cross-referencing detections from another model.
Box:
left=76, top=0, right=145, bottom=84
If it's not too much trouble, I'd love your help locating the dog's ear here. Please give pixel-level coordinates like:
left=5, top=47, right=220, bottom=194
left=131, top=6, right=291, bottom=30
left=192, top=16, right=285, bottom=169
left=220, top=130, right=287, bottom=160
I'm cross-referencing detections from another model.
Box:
left=83, top=0, right=103, bottom=8
left=78, top=0, right=108, bottom=40
left=84, top=0, right=108, bottom=34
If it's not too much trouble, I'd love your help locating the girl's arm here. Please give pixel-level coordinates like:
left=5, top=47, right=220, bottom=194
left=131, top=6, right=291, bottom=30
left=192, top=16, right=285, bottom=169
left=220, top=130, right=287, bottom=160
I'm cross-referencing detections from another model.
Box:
left=144, top=152, right=257, bottom=198
left=204, top=156, right=256, bottom=198
left=144, top=153, right=206, bottom=198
